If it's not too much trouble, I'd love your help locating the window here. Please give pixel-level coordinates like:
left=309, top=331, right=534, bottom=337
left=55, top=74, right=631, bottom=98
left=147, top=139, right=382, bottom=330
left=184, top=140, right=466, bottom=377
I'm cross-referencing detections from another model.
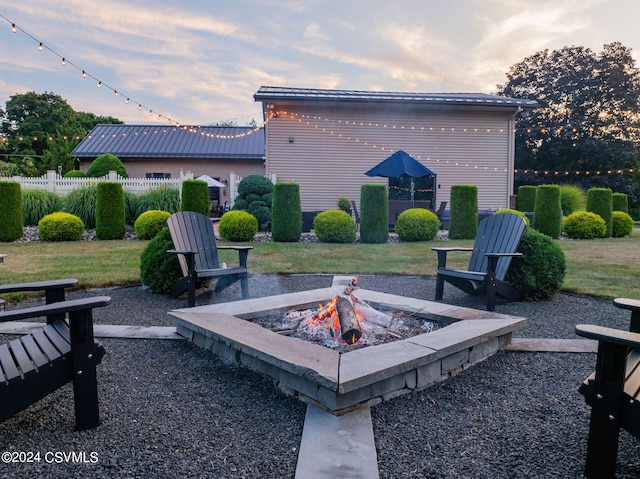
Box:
left=145, top=172, right=171, bottom=178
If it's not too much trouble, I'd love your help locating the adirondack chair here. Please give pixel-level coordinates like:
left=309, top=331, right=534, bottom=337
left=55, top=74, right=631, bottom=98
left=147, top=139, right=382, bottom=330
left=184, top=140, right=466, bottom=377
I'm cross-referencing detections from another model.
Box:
left=432, top=212, right=525, bottom=311
left=166, top=211, right=252, bottom=307
left=576, top=298, right=640, bottom=478
left=0, top=279, right=110, bottom=431
left=434, top=201, right=447, bottom=229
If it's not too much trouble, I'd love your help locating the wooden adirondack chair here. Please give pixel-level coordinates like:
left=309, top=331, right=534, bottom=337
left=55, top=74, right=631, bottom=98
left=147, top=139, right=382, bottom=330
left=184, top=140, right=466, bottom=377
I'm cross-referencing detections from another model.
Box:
left=576, top=298, right=640, bottom=478
left=0, top=277, right=109, bottom=431
left=166, top=211, right=252, bottom=307
left=432, top=212, right=525, bottom=311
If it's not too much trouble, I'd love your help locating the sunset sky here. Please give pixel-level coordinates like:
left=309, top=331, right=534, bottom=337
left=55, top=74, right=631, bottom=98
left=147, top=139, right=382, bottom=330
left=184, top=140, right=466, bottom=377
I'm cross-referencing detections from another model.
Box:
left=1, top=0, right=638, bottom=126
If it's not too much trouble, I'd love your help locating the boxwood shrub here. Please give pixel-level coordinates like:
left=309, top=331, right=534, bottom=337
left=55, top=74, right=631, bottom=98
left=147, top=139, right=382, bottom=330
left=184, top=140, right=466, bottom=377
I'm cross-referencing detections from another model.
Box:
left=86, top=153, right=128, bottom=178
left=516, top=185, right=537, bottom=212
left=563, top=211, right=606, bottom=239
left=218, top=210, right=258, bottom=241
left=533, top=184, right=562, bottom=239
left=449, top=184, right=478, bottom=240
left=313, top=210, right=356, bottom=243
left=506, top=227, right=566, bottom=301
left=395, top=208, right=439, bottom=241
left=38, top=212, right=85, bottom=241
left=586, top=187, right=613, bottom=237
left=96, top=182, right=125, bottom=240
left=495, top=209, right=530, bottom=226
left=134, top=210, right=171, bottom=240
left=140, top=228, right=182, bottom=294
left=181, top=179, right=210, bottom=216
left=612, top=192, right=629, bottom=213
left=612, top=211, right=634, bottom=238
left=271, top=182, right=302, bottom=242
left=0, top=181, right=23, bottom=242
left=360, top=184, right=388, bottom=244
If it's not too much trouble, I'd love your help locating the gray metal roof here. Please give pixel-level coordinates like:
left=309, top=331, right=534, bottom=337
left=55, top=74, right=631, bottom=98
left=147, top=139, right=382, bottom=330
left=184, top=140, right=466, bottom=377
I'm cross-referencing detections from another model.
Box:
left=71, top=124, right=265, bottom=160
left=254, top=86, right=538, bottom=108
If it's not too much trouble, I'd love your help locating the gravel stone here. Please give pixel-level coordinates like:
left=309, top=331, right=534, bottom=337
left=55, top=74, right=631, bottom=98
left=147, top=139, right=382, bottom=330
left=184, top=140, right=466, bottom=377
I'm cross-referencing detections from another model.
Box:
left=1, top=275, right=638, bottom=478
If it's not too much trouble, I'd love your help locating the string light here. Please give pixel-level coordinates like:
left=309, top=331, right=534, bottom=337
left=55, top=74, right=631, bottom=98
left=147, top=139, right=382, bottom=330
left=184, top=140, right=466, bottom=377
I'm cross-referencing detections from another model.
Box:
left=1, top=14, right=262, bottom=132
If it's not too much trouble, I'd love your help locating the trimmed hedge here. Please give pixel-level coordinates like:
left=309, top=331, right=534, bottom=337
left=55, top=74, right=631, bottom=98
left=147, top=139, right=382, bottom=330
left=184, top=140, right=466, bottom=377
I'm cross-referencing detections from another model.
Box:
left=140, top=228, right=182, bottom=294
left=38, top=212, right=85, bottom=241
left=533, top=184, right=562, bottom=239
left=612, top=192, right=629, bottom=213
left=233, top=175, right=274, bottom=229
left=96, top=182, right=126, bottom=240
left=181, top=179, right=210, bottom=216
left=218, top=210, right=258, bottom=241
left=563, top=211, right=606, bottom=239
left=271, top=182, right=302, bottom=242
left=507, top=227, right=566, bottom=301
left=395, top=208, right=439, bottom=241
left=516, top=185, right=537, bottom=212
left=449, top=184, right=477, bottom=240
left=134, top=210, right=171, bottom=240
left=495, top=209, right=530, bottom=227
left=86, top=153, right=128, bottom=178
left=0, top=182, right=23, bottom=242
left=612, top=211, right=634, bottom=238
left=313, top=210, right=356, bottom=243
left=360, top=184, right=388, bottom=244
left=586, top=187, right=613, bottom=237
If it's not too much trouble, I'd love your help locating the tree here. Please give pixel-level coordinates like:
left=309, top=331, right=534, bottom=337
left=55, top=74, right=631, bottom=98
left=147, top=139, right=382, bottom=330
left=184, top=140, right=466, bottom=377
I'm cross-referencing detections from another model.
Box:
left=497, top=43, right=640, bottom=202
left=0, top=92, right=122, bottom=176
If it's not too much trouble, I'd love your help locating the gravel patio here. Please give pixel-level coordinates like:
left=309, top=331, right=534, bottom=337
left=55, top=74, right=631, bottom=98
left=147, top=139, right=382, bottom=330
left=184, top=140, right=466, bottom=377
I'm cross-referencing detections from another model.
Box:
left=1, top=274, right=640, bottom=478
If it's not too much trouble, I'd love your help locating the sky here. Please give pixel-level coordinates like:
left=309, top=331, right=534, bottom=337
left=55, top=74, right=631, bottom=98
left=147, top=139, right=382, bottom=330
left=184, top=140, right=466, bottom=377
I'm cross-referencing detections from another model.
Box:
left=0, top=0, right=639, bottom=127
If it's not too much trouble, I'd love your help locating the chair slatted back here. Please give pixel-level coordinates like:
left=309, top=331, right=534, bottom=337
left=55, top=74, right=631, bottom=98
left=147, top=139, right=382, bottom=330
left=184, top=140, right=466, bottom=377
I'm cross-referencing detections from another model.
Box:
left=167, top=211, right=221, bottom=275
left=467, top=213, right=526, bottom=279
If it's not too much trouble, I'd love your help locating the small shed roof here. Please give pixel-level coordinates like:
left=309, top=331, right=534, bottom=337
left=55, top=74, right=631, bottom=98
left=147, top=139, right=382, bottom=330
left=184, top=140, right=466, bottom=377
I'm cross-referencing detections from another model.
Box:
left=254, top=86, right=538, bottom=109
left=72, top=124, right=265, bottom=160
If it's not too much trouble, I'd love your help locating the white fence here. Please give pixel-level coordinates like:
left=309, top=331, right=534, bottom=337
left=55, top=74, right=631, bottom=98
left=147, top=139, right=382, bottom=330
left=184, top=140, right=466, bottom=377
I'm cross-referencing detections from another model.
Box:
left=1, top=170, right=278, bottom=206
left=0, top=170, right=194, bottom=196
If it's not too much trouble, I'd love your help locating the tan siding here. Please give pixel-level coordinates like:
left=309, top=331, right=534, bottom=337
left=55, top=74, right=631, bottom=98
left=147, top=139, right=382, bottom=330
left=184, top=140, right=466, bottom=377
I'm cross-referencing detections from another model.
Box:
left=265, top=103, right=515, bottom=211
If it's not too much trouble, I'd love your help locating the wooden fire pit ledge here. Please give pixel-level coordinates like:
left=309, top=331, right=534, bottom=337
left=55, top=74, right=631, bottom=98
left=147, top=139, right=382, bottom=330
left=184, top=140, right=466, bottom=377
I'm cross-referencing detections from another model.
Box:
left=166, top=285, right=526, bottom=415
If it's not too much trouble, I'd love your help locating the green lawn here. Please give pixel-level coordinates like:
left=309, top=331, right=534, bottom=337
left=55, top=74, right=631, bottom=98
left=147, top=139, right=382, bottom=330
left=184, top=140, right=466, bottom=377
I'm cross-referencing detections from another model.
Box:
left=1, top=232, right=639, bottom=301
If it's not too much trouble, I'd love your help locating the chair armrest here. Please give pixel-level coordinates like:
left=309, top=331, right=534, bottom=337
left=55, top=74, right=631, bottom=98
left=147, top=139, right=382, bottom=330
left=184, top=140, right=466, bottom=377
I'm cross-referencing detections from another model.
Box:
left=614, top=298, right=640, bottom=313
left=431, top=247, right=473, bottom=252
left=166, top=249, right=197, bottom=256
left=576, top=324, right=640, bottom=349
left=216, top=246, right=253, bottom=251
left=217, top=246, right=252, bottom=268
left=0, top=296, right=111, bottom=323
left=431, top=247, right=473, bottom=269
left=484, top=252, right=523, bottom=258
left=0, top=278, right=78, bottom=294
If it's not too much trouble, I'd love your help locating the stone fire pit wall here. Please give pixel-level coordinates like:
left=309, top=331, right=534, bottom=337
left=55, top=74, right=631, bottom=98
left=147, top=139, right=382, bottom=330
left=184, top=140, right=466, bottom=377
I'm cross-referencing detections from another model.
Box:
left=167, top=286, right=527, bottom=414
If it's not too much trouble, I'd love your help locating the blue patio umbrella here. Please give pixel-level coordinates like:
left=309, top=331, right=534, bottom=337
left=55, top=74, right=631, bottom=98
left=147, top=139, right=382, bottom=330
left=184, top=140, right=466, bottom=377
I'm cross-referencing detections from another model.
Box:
left=364, top=150, right=435, bottom=178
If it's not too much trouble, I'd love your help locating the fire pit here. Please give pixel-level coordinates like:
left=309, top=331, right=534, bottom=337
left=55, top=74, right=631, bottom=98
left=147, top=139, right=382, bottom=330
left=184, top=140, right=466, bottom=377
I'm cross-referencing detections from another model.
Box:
left=167, top=276, right=526, bottom=414
left=253, top=277, right=444, bottom=352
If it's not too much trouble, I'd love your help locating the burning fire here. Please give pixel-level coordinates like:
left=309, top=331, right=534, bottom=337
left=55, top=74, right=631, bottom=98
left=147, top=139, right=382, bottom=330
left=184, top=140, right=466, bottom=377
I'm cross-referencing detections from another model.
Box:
left=294, top=276, right=391, bottom=345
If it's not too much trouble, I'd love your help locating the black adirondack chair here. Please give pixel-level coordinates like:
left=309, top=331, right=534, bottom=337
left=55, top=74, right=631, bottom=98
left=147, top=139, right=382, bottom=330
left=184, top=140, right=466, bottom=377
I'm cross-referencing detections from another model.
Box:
left=576, top=298, right=640, bottom=478
left=0, top=278, right=109, bottom=431
left=434, top=201, right=447, bottom=229
left=432, top=212, right=525, bottom=311
left=166, top=211, right=252, bottom=307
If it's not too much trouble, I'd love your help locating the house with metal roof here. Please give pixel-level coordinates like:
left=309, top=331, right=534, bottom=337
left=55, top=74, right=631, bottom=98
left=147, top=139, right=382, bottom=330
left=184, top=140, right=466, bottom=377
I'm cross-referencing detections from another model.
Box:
left=72, top=124, right=265, bottom=209
left=254, top=86, right=537, bottom=212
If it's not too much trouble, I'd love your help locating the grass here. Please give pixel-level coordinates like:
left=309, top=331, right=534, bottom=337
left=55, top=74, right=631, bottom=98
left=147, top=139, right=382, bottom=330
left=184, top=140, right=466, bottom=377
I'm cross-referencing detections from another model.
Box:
left=1, top=232, right=639, bottom=301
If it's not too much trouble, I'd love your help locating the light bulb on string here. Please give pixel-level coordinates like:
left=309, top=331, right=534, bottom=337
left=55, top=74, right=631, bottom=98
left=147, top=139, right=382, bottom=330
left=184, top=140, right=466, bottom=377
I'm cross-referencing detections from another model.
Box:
left=96, top=81, right=101, bottom=88
left=114, top=91, right=119, bottom=97
left=38, top=42, right=43, bottom=51
left=61, top=58, right=66, bottom=66
left=11, top=23, right=16, bottom=33
left=82, top=70, right=87, bottom=78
